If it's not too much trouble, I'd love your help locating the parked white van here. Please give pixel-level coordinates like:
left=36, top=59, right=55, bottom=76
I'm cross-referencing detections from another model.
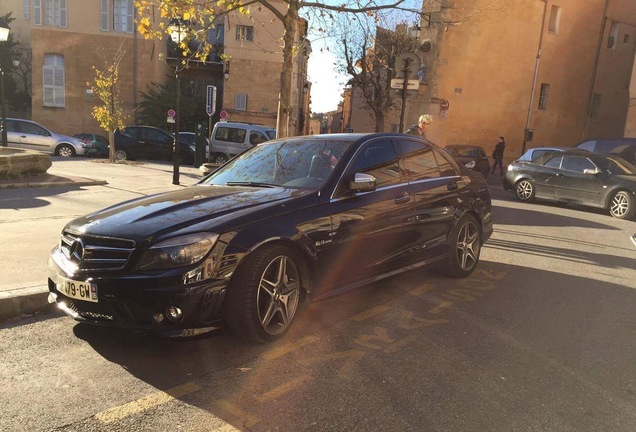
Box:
left=209, top=122, right=276, bottom=164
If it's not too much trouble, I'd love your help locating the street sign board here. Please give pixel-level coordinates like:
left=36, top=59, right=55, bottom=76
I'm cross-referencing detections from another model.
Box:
left=167, top=117, right=175, bottom=124
left=167, top=109, right=176, bottom=118
left=394, top=53, right=422, bottom=80
left=390, top=89, right=418, bottom=100
left=390, top=79, right=420, bottom=90
left=219, top=110, right=228, bottom=120
left=206, top=85, right=217, bottom=116
left=440, top=99, right=450, bottom=111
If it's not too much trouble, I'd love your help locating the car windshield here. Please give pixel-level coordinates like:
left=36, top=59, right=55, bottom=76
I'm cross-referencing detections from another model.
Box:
left=445, top=146, right=478, bottom=158
left=593, top=156, right=636, bottom=175
left=202, top=138, right=354, bottom=189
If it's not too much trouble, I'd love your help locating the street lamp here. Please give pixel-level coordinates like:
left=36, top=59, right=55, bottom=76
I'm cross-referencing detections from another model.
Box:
left=0, top=18, right=10, bottom=148
left=168, top=18, right=188, bottom=185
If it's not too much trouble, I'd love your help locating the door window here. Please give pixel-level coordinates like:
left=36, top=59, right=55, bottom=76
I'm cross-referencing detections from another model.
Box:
left=19, top=122, right=49, bottom=136
left=561, top=156, right=595, bottom=173
left=396, top=140, right=458, bottom=180
left=544, top=156, right=563, bottom=168
left=249, top=131, right=268, bottom=145
left=142, top=128, right=172, bottom=143
left=347, top=140, right=401, bottom=188
left=215, top=127, right=246, bottom=143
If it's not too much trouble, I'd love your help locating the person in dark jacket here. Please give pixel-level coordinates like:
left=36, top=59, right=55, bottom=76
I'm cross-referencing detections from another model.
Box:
left=491, top=136, right=506, bottom=176
left=405, top=114, right=433, bottom=138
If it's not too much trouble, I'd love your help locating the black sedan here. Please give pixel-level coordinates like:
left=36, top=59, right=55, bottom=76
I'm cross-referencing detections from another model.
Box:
left=504, top=150, right=636, bottom=219
left=47, top=133, right=493, bottom=342
left=444, top=144, right=491, bottom=178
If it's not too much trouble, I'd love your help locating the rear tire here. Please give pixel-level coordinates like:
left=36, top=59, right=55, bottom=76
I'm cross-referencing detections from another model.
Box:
left=225, top=245, right=307, bottom=343
left=440, top=214, right=481, bottom=278
left=515, top=179, right=535, bottom=202
left=212, top=153, right=228, bottom=164
left=114, top=149, right=129, bottom=161
left=609, top=190, right=635, bottom=220
left=56, top=144, right=76, bottom=158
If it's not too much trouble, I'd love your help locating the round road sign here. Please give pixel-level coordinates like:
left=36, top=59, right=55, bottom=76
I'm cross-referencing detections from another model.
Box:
left=220, top=110, right=228, bottom=120
left=167, top=109, right=176, bottom=118
left=440, top=99, right=450, bottom=111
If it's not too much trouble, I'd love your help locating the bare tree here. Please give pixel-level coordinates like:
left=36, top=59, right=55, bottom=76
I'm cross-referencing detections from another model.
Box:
left=134, top=0, right=421, bottom=137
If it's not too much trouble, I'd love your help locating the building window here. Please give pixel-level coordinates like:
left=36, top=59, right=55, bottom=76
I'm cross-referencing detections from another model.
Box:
left=624, top=34, right=630, bottom=44
left=538, top=83, right=550, bottom=110
left=24, top=0, right=30, bottom=20
left=33, top=0, right=42, bottom=25
left=45, top=0, right=67, bottom=28
left=236, top=25, right=253, bottom=42
left=43, top=54, right=65, bottom=107
left=235, top=93, right=247, bottom=111
left=589, top=93, right=601, bottom=120
left=608, top=22, right=619, bottom=49
left=548, top=5, right=560, bottom=34
left=113, top=0, right=134, bottom=33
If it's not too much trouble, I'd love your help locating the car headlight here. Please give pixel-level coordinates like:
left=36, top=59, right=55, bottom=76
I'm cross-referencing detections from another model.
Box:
left=465, top=161, right=476, bottom=169
left=137, top=233, right=219, bottom=271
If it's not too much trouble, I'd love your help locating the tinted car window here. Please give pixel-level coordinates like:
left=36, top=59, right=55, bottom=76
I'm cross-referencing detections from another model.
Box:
left=266, top=130, right=277, bottom=140
left=593, top=156, right=636, bottom=175
left=250, top=131, right=268, bottom=145
left=397, top=140, right=441, bottom=180
left=142, top=128, right=172, bottom=143
left=6, top=120, right=19, bottom=132
left=20, top=121, right=49, bottom=135
left=215, top=126, right=246, bottom=143
left=348, top=140, right=401, bottom=187
left=123, top=127, right=140, bottom=139
left=434, top=148, right=459, bottom=177
left=544, top=155, right=563, bottom=168
left=562, top=156, right=595, bottom=173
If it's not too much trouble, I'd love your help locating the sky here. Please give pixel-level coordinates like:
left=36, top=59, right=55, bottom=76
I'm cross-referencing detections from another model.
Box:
left=307, top=45, right=347, bottom=113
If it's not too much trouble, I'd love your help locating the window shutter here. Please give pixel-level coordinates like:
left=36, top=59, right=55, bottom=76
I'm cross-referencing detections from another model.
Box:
left=100, top=0, right=108, bottom=31
left=24, top=0, right=30, bottom=20
left=235, top=93, right=247, bottom=111
left=127, top=0, right=134, bottom=33
left=59, top=0, right=67, bottom=28
left=33, top=0, right=41, bottom=25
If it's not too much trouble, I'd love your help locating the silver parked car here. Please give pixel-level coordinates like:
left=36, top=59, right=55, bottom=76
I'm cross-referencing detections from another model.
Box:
left=3, top=118, right=92, bottom=157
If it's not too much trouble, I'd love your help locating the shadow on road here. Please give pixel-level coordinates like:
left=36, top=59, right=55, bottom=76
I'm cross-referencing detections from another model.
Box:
left=69, top=259, right=636, bottom=431
left=0, top=185, right=85, bottom=210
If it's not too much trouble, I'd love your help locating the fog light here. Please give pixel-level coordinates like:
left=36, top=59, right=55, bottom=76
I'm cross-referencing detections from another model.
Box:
left=166, top=305, right=183, bottom=322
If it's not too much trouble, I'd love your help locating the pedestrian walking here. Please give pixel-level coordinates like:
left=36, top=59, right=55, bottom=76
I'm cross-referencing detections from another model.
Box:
left=405, top=114, right=433, bottom=138
left=491, top=136, right=506, bottom=176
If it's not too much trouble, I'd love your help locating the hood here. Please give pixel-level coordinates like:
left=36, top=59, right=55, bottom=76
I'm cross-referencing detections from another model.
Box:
left=65, top=185, right=312, bottom=242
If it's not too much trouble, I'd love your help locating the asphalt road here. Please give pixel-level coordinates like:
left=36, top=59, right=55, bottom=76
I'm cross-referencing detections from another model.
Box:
left=1, top=168, right=635, bottom=431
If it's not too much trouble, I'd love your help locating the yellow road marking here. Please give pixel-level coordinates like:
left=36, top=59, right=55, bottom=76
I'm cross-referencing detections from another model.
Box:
left=351, top=305, right=391, bottom=321
left=96, top=382, right=200, bottom=424
left=261, top=335, right=319, bottom=360
left=216, top=399, right=259, bottom=428
left=428, top=300, right=454, bottom=314
left=408, top=284, right=435, bottom=296
left=256, top=375, right=313, bottom=402
left=354, top=326, right=395, bottom=349
left=300, top=350, right=365, bottom=378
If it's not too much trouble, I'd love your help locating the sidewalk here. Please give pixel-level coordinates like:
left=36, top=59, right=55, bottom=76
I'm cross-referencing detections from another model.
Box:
left=0, top=158, right=204, bottom=321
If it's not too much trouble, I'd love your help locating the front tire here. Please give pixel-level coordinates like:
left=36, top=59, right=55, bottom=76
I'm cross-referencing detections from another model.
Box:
left=212, top=153, right=228, bottom=164
left=114, top=149, right=129, bottom=161
left=440, top=214, right=481, bottom=278
left=515, top=179, right=535, bottom=202
left=609, top=190, right=635, bottom=219
left=225, top=245, right=306, bottom=343
left=56, top=144, right=76, bottom=158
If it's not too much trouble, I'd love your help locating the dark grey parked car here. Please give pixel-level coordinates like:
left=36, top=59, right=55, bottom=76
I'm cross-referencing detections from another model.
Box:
left=504, top=150, right=636, bottom=219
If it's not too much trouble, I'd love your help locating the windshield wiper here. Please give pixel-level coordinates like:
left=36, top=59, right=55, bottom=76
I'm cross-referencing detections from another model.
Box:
left=225, top=181, right=278, bottom=188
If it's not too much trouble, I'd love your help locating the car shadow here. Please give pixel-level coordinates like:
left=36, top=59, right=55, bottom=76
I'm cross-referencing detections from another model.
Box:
left=71, top=258, right=636, bottom=430
left=0, top=185, right=85, bottom=210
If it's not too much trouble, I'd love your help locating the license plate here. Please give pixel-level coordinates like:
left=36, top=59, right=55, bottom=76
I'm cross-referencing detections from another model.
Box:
left=57, top=276, right=98, bottom=303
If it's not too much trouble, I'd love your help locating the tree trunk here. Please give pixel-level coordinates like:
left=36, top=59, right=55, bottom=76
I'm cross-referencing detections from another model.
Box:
left=277, top=1, right=299, bottom=138
left=374, top=111, right=385, bottom=132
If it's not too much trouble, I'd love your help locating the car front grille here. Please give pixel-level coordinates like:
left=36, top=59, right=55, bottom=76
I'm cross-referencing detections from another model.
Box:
left=60, top=231, right=135, bottom=271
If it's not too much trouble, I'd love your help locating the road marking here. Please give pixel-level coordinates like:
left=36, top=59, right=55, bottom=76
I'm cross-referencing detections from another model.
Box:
left=443, top=289, right=482, bottom=302
left=301, top=350, right=365, bottom=378
left=261, top=335, right=319, bottom=360
left=384, top=335, right=418, bottom=353
left=428, top=300, right=454, bottom=314
left=216, top=400, right=259, bottom=429
left=351, top=305, right=391, bottom=321
left=408, top=283, right=435, bottom=297
left=95, top=382, right=200, bottom=423
left=354, top=327, right=395, bottom=349
left=256, top=375, right=313, bottom=402
left=398, top=311, right=449, bottom=330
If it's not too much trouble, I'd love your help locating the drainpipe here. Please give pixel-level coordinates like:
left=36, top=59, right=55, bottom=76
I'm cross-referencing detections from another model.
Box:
left=521, top=0, right=549, bottom=156
left=583, top=0, right=610, bottom=140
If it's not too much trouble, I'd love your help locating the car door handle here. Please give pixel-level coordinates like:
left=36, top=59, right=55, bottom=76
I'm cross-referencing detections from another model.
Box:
left=394, top=192, right=411, bottom=205
left=139, top=140, right=146, bottom=144
left=20, top=135, right=27, bottom=138
left=447, top=181, right=458, bottom=191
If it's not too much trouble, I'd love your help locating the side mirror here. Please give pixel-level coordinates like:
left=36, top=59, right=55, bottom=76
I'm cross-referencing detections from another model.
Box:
left=583, top=168, right=600, bottom=175
left=349, top=172, right=376, bottom=192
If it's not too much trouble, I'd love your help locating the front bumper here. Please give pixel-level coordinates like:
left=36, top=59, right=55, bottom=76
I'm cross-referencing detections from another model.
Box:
left=47, top=250, right=230, bottom=332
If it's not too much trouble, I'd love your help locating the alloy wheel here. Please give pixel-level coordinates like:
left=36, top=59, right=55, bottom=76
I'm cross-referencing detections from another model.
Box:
left=610, top=191, right=633, bottom=219
left=57, top=145, right=74, bottom=158
left=516, top=180, right=534, bottom=201
left=256, top=255, right=300, bottom=335
left=455, top=219, right=481, bottom=271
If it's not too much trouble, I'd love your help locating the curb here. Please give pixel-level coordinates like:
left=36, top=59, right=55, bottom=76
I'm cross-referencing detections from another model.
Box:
left=0, top=176, right=107, bottom=189
left=0, top=285, right=52, bottom=321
